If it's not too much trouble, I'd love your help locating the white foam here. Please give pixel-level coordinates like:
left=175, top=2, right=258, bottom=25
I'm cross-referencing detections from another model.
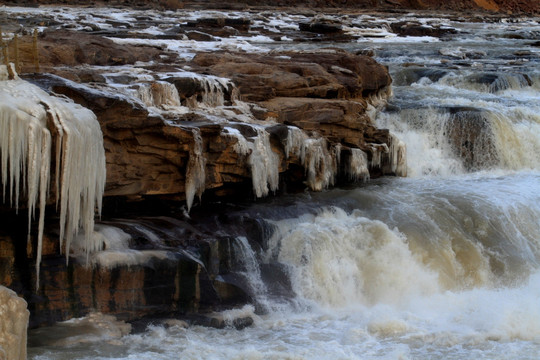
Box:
left=269, top=207, right=440, bottom=307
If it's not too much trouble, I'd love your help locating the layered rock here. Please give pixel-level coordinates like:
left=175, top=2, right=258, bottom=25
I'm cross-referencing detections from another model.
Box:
left=0, top=10, right=406, bottom=329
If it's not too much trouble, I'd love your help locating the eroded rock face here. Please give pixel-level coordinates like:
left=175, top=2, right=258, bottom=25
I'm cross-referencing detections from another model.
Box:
left=24, top=44, right=397, bottom=203
left=1, top=8, right=404, bottom=329
left=0, top=285, right=29, bottom=360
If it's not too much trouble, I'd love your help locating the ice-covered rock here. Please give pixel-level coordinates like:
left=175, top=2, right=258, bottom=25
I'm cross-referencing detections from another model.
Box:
left=0, top=286, right=29, bottom=360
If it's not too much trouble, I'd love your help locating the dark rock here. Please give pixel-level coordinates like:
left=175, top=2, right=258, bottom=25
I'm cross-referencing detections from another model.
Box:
left=390, top=21, right=457, bottom=37
left=185, top=30, right=219, bottom=41
left=299, top=22, right=343, bottom=34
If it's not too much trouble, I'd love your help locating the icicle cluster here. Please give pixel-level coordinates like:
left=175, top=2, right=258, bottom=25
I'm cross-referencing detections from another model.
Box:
left=346, top=148, right=370, bottom=182
left=369, top=143, right=389, bottom=169
left=248, top=128, right=280, bottom=198
left=135, top=81, right=182, bottom=109
left=0, top=65, right=106, bottom=284
left=185, top=129, right=206, bottom=211
left=387, top=134, right=407, bottom=177
left=303, top=138, right=339, bottom=191
left=185, top=75, right=236, bottom=109
left=285, top=127, right=340, bottom=191
left=227, top=123, right=403, bottom=197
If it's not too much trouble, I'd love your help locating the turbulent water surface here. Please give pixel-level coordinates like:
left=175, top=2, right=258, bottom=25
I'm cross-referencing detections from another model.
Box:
left=23, top=8, right=540, bottom=360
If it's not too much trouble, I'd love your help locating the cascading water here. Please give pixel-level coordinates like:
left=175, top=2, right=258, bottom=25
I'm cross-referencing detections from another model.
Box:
left=231, top=236, right=271, bottom=312
left=25, top=8, right=540, bottom=360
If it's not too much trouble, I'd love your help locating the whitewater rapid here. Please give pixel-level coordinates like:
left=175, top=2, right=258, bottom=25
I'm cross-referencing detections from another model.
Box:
left=23, top=7, right=540, bottom=360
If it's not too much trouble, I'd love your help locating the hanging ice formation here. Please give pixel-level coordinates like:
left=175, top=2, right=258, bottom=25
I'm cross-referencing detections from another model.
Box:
left=346, top=148, right=370, bottom=182
left=0, top=65, right=106, bottom=285
left=222, top=126, right=280, bottom=198
left=386, top=134, right=407, bottom=177
left=285, top=127, right=339, bottom=191
left=136, top=81, right=182, bottom=109
left=185, top=129, right=206, bottom=211
left=184, top=75, right=237, bottom=109
left=248, top=128, right=280, bottom=198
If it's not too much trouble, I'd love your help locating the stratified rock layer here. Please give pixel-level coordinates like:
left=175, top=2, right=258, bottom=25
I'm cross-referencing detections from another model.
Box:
left=0, top=8, right=405, bottom=329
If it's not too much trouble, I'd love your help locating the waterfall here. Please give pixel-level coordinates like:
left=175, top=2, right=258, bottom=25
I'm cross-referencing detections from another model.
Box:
left=377, top=105, right=540, bottom=176
left=232, top=236, right=270, bottom=311
left=267, top=207, right=440, bottom=307
left=0, top=65, right=106, bottom=284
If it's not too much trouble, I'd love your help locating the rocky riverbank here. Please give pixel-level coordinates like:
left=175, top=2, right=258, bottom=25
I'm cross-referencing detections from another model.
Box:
left=1, top=3, right=537, bottom=332
left=3, top=0, right=540, bottom=15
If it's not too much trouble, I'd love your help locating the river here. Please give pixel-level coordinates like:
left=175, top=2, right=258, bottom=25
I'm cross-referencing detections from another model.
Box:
left=24, top=8, right=540, bottom=360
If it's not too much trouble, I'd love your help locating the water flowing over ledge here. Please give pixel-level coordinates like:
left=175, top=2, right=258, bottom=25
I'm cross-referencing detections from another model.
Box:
left=0, top=5, right=539, bottom=360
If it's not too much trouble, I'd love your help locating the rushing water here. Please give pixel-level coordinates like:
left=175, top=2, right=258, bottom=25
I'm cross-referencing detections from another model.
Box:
left=26, top=10, right=540, bottom=360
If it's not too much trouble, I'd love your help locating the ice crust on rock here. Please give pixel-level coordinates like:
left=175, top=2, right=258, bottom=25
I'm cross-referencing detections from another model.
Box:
left=0, top=286, right=29, bottom=360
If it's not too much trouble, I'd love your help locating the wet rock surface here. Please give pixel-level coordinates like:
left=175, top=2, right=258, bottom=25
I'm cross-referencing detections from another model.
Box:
left=1, top=2, right=534, bottom=330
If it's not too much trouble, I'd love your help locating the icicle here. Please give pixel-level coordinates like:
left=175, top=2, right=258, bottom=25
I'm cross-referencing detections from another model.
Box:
left=285, top=127, right=342, bottom=191
left=248, top=128, right=280, bottom=198
left=185, top=129, right=206, bottom=211
left=0, top=65, right=106, bottom=287
left=346, top=148, right=370, bottom=182
left=35, top=129, right=51, bottom=284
